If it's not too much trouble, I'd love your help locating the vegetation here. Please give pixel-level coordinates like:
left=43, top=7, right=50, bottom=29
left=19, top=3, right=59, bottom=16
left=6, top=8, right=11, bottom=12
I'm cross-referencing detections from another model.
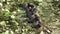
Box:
left=0, top=0, right=60, bottom=34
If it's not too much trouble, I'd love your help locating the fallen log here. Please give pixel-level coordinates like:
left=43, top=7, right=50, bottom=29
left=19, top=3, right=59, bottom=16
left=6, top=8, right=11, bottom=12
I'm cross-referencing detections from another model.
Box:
left=19, top=3, right=52, bottom=34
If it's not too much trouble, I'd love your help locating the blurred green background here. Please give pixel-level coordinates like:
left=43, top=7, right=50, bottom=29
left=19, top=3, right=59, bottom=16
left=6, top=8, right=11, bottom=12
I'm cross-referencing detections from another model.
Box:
left=0, top=0, right=60, bottom=34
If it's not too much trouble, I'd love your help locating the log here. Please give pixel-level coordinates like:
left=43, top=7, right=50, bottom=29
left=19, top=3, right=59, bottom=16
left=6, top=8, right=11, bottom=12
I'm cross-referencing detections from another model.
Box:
left=20, top=3, right=52, bottom=34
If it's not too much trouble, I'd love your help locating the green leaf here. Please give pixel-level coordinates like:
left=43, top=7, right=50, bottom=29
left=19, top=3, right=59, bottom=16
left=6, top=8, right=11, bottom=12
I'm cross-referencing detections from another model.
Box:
left=3, top=11, right=9, bottom=17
